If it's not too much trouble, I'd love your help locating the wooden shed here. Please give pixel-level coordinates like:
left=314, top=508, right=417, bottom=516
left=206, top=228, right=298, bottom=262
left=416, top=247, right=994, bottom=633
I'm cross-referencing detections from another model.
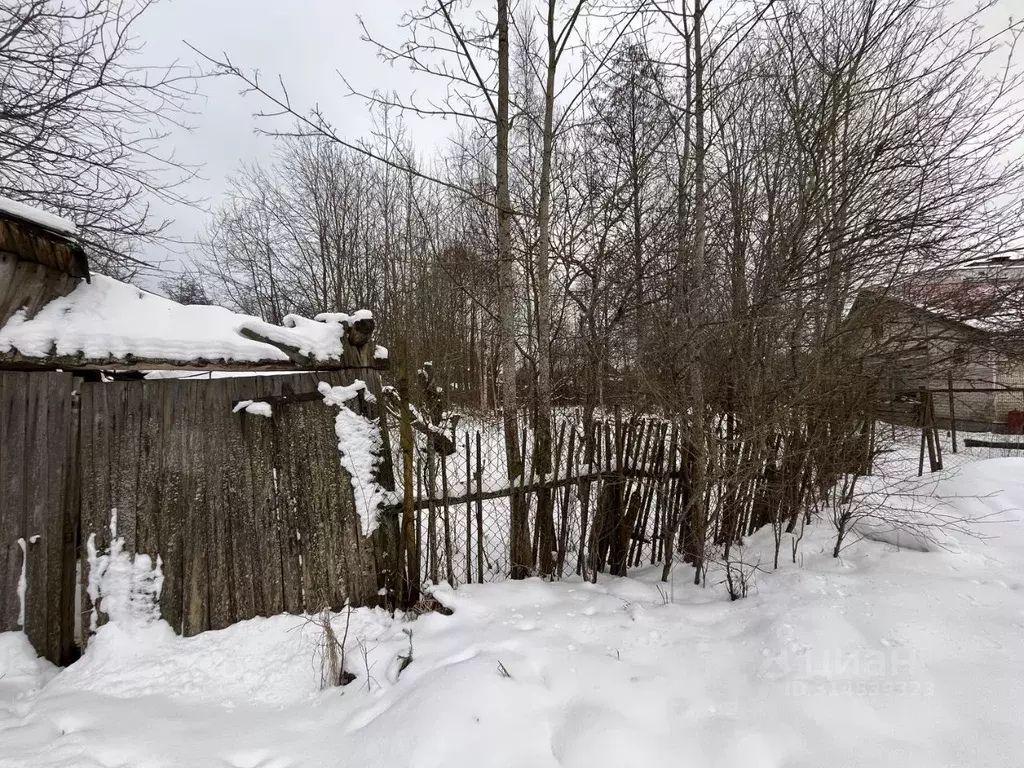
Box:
left=0, top=200, right=395, bottom=665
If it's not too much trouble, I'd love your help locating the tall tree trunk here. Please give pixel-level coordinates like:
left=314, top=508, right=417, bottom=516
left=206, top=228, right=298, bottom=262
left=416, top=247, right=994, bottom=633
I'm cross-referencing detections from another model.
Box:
left=496, top=0, right=530, bottom=579
left=533, top=0, right=558, bottom=578
left=664, top=0, right=695, bottom=583
left=685, top=0, right=709, bottom=585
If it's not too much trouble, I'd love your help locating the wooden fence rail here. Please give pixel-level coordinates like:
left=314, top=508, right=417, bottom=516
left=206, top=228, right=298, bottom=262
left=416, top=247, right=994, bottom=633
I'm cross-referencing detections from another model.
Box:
left=382, top=468, right=688, bottom=514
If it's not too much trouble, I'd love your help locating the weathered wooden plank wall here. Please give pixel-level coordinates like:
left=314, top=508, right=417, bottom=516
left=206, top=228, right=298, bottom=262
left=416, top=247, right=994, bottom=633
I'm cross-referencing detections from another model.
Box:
left=0, top=252, right=81, bottom=327
left=79, top=370, right=387, bottom=638
left=0, top=371, right=78, bottom=664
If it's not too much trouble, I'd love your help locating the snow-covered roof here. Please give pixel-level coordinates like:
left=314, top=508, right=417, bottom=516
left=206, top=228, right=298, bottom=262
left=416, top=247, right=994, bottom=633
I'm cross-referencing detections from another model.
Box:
left=0, top=195, right=78, bottom=236
left=0, top=274, right=381, bottom=371
left=0, top=196, right=88, bottom=280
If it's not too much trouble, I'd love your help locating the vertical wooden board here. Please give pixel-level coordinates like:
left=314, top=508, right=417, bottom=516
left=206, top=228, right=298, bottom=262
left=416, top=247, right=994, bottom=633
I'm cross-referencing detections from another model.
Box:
left=113, top=382, right=142, bottom=553
left=249, top=376, right=286, bottom=614
left=343, top=368, right=384, bottom=599
left=303, top=400, right=335, bottom=608
left=135, top=382, right=165, bottom=562
left=81, top=383, right=113, bottom=552
left=0, top=374, right=14, bottom=631
left=225, top=379, right=257, bottom=622
left=332, top=431, right=377, bottom=603
left=267, top=374, right=292, bottom=612
left=323, top=399, right=359, bottom=607
left=0, top=373, right=27, bottom=632
left=22, top=375, right=46, bottom=647
left=322, top=390, right=378, bottom=604
left=97, top=382, right=116, bottom=541
left=274, top=394, right=297, bottom=612
left=23, top=374, right=49, bottom=654
left=359, top=368, right=384, bottom=408
left=0, top=376, right=7, bottom=630
left=42, top=374, right=72, bottom=663
left=76, top=382, right=97, bottom=636
left=244, top=426, right=269, bottom=617
left=218, top=379, right=245, bottom=626
left=78, top=382, right=117, bottom=636
left=374, top=392, right=396, bottom=493
left=97, top=383, right=120, bottom=543
left=202, top=381, right=233, bottom=630
left=284, top=402, right=317, bottom=612
left=244, top=391, right=284, bottom=617
left=181, top=382, right=209, bottom=636
left=234, top=377, right=258, bottom=616
left=59, top=377, right=81, bottom=662
left=286, top=403, right=317, bottom=611
left=270, top=397, right=302, bottom=615
left=215, top=380, right=237, bottom=625
left=156, top=381, right=185, bottom=633
left=263, top=377, right=294, bottom=614
left=309, top=393, right=358, bottom=609
left=246, top=377, right=283, bottom=615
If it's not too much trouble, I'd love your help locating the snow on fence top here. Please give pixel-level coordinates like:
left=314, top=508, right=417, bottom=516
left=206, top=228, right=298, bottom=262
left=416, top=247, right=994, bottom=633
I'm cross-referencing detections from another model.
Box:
left=0, top=195, right=78, bottom=236
left=314, top=309, right=373, bottom=324
left=0, top=273, right=380, bottom=370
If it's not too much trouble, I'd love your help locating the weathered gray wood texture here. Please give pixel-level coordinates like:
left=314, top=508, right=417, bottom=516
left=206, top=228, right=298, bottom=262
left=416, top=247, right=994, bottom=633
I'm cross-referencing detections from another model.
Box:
left=0, top=371, right=78, bottom=664
left=0, top=252, right=81, bottom=327
left=0, top=216, right=88, bottom=280
left=78, top=370, right=388, bottom=638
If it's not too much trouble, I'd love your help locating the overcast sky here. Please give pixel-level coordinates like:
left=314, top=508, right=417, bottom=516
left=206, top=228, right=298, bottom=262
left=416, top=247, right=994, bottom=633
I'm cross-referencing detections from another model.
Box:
left=135, top=0, right=448, bottom=283
left=132, top=0, right=1020, bottom=285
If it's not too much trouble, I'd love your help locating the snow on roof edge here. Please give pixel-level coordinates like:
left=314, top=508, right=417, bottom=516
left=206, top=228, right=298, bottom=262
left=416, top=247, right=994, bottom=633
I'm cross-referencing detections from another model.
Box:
left=0, top=195, right=78, bottom=236
left=0, top=274, right=380, bottom=370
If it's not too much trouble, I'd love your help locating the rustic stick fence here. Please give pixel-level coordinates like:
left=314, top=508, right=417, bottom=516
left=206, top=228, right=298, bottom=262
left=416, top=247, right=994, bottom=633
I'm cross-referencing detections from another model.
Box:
left=10, top=363, right=958, bottom=665
left=386, top=411, right=696, bottom=587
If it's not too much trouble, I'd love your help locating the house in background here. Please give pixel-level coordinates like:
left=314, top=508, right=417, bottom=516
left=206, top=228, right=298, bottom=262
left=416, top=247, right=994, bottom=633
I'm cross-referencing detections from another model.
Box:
left=0, top=198, right=393, bottom=665
left=850, top=277, right=1024, bottom=433
left=954, top=254, right=1024, bottom=283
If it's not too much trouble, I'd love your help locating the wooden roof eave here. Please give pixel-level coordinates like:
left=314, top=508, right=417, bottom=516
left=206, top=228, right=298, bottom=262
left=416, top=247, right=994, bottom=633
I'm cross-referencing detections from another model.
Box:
left=0, top=351, right=390, bottom=374
left=0, top=217, right=89, bottom=279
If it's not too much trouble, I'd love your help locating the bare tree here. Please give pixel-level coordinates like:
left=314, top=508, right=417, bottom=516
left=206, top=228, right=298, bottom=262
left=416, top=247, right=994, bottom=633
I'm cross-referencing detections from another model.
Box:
left=0, top=0, right=198, bottom=276
left=159, top=271, right=209, bottom=305
left=185, top=0, right=1024, bottom=588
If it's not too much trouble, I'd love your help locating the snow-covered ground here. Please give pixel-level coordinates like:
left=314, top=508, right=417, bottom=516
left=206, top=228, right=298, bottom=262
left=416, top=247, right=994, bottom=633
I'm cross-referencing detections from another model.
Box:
left=2, top=437, right=1023, bottom=767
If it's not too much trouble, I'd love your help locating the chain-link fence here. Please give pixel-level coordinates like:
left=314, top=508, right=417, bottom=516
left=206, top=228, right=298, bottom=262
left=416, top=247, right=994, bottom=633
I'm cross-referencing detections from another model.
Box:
left=383, top=410, right=689, bottom=588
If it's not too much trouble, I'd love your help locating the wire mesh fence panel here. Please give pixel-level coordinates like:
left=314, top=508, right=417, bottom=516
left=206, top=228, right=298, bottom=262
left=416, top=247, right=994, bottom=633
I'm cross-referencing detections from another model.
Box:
left=385, top=410, right=687, bottom=587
